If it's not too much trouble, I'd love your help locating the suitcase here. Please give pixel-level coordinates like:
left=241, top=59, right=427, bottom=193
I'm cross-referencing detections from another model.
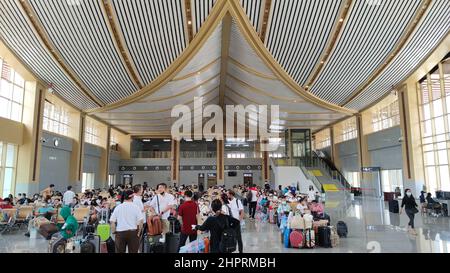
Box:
left=289, top=230, right=304, bottom=248
left=147, top=215, right=163, bottom=236
left=83, top=224, right=96, bottom=238
left=303, top=229, right=315, bottom=249
left=317, top=226, right=332, bottom=248
left=330, top=227, right=340, bottom=248
left=105, top=237, right=115, bottom=253
left=168, top=216, right=181, bottom=234
left=283, top=228, right=291, bottom=248
left=48, top=234, right=67, bottom=253
left=148, top=242, right=165, bottom=253
left=82, top=234, right=101, bottom=253
left=96, top=210, right=110, bottom=241
left=336, top=221, right=348, bottom=238
left=389, top=200, right=399, bottom=213
left=39, top=223, right=59, bottom=240
left=165, top=233, right=181, bottom=253
left=203, top=237, right=210, bottom=253
left=142, top=234, right=163, bottom=253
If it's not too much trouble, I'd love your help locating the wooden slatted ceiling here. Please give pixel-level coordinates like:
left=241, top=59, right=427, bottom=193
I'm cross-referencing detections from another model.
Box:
left=191, top=0, right=216, bottom=36
left=30, top=0, right=136, bottom=104
left=346, top=0, right=450, bottom=110
left=311, top=0, right=422, bottom=105
left=0, top=0, right=98, bottom=110
left=264, top=0, right=341, bottom=87
left=112, top=0, right=187, bottom=85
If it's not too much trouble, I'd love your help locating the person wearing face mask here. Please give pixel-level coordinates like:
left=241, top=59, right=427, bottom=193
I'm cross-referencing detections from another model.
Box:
left=276, top=197, right=291, bottom=226
left=400, top=189, right=418, bottom=235
left=147, top=183, right=177, bottom=235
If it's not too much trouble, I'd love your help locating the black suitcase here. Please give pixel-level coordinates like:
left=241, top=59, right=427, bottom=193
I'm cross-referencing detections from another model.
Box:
left=165, top=232, right=181, bottom=253
left=142, top=234, right=163, bottom=253
left=81, top=234, right=101, bottom=253
left=168, top=216, right=181, bottom=234
left=149, top=242, right=165, bottom=253
left=336, top=221, right=348, bottom=238
left=317, top=226, right=332, bottom=248
left=389, top=200, right=399, bottom=213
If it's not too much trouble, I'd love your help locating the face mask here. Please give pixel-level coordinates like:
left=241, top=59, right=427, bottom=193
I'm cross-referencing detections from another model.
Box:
left=406, top=192, right=412, bottom=196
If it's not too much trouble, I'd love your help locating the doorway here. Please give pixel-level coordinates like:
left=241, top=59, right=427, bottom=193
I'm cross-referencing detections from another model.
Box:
left=198, top=173, right=205, bottom=192
left=207, top=173, right=217, bottom=188
left=244, top=173, right=253, bottom=187
left=122, top=174, right=133, bottom=186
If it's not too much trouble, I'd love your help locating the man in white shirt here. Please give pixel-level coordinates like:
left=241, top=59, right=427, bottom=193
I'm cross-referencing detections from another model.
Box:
left=148, top=183, right=176, bottom=234
left=110, top=190, right=143, bottom=253
left=227, top=190, right=244, bottom=253
left=133, top=184, right=147, bottom=229
left=63, top=186, right=75, bottom=207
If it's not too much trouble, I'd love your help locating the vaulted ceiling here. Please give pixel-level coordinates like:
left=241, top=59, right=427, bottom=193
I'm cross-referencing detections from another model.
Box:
left=0, top=0, right=449, bottom=135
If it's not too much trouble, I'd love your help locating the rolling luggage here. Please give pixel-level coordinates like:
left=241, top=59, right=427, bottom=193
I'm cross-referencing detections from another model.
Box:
left=165, top=217, right=181, bottom=253
left=283, top=228, right=291, bottom=248
left=81, top=234, right=101, bottom=253
left=303, top=229, right=315, bottom=249
left=389, top=200, right=399, bottom=213
left=147, top=214, right=163, bottom=236
left=336, top=221, right=348, bottom=238
left=317, top=226, right=332, bottom=248
left=48, top=234, right=67, bottom=253
left=289, top=230, right=304, bottom=248
left=168, top=216, right=181, bottom=234
left=96, top=210, right=110, bottom=242
left=39, top=223, right=59, bottom=240
left=142, top=234, right=163, bottom=253
left=83, top=224, right=95, bottom=238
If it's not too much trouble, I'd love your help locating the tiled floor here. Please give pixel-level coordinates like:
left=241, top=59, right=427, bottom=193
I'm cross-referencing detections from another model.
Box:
left=1, top=196, right=450, bottom=253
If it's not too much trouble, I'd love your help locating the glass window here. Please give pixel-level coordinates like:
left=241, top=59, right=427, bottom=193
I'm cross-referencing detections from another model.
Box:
left=85, top=119, right=100, bottom=146
left=372, top=99, right=400, bottom=132
left=0, top=58, right=25, bottom=122
left=381, top=170, right=403, bottom=193
left=82, top=173, right=95, bottom=192
left=43, top=101, right=70, bottom=136
left=336, top=118, right=357, bottom=143
left=0, top=142, right=17, bottom=197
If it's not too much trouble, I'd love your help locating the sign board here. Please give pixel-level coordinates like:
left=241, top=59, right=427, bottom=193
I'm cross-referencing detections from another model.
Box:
left=361, top=167, right=381, bottom=173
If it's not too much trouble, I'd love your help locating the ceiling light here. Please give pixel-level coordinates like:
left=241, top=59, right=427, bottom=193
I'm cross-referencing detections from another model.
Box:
left=188, top=20, right=192, bottom=25
left=339, top=18, right=344, bottom=22
left=142, top=139, right=151, bottom=142
left=164, top=139, right=171, bottom=142
left=206, top=139, right=213, bottom=142
left=185, top=139, right=193, bottom=142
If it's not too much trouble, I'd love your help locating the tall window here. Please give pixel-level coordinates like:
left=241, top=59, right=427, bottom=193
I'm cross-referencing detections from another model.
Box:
left=336, top=118, right=358, bottom=143
left=85, top=119, right=100, bottom=146
left=344, top=171, right=360, bottom=187
left=43, top=101, right=69, bottom=136
left=82, top=172, right=95, bottom=192
left=372, top=100, right=400, bottom=132
left=381, top=170, right=403, bottom=193
left=0, top=142, right=18, bottom=197
left=0, top=58, right=25, bottom=122
left=418, top=59, right=450, bottom=194
left=108, top=174, right=116, bottom=187
left=314, top=129, right=331, bottom=150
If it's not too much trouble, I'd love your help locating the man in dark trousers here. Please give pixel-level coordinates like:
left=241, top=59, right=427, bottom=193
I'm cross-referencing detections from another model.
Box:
left=177, top=190, right=198, bottom=250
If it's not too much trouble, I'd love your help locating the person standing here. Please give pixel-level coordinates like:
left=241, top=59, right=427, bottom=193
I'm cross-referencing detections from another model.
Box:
left=110, top=190, right=144, bottom=253
left=41, top=184, right=55, bottom=199
left=248, top=184, right=258, bottom=220
left=148, top=183, right=177, bottom=235
left=63, top=186, right=76, bottom=207
left=307, top=186, right=316, bottom=202
left=132, top=184, right=146, bottom=236
left=177, top=190, right=198, bottom=249
left=227, top=190, right=244, bottom=253
left=400, top=189, right=418, bottom=235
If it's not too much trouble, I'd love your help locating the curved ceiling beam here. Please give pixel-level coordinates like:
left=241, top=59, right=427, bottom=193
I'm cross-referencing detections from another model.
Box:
left=259, top=0, right=272, bottom=42
left=228, top=57, right=277, bottom=80
left=101, top=0, right=144, bottom=89
left=219, top=13, right=232, bottom=108
left=303, top=0, right=353, bottom=89
left=87, top=0, right=355, bottom=115
left=341, top=0, right=432, bottom=106
left=18, top=0, right=104, bottom=107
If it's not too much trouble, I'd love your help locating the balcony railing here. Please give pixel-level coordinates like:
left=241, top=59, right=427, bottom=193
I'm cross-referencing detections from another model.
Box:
left=131, top=151, right=171, bottom=158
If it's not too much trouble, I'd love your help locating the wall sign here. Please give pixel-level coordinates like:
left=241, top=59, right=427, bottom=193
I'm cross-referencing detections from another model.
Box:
left=361, top=167, right=381, bottom=173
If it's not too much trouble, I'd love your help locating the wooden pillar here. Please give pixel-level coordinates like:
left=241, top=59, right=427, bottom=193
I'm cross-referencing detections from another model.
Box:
left=262, top=140, right=269, bottom=182
left=171, top=139, right=180, bottom=185
left=103, top=126, right=111, bottom=188
left=356, top=114, right=372, bottom=195
left=76, top=114, right=86, bottom=191
left=217, top=139, right=225, bottom=186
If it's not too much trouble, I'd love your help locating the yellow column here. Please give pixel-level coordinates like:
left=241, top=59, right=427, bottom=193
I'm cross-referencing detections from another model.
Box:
left=261, top=140, right=270, bottom=182
left=217, top=139, right=225, bottom=186
left=356, top=114, right=373, bottom=195
left=73, top=114, right=86, bottom=192
left=171, top=139, right=180, bottom=185
left=100, top=126, right=111, bottom=189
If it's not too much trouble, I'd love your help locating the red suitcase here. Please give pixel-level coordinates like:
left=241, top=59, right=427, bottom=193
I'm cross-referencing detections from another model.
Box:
left=289, top=230, right=304, bottom=248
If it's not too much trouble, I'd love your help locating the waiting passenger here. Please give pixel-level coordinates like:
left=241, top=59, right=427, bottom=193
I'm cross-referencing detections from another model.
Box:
left=58, top=206, right=78, bottom=240
left=400, top=189, right=418, bottom=235
left=307, top=186, right=316, bottom=202
left=296, top=198, right=308, bottom=215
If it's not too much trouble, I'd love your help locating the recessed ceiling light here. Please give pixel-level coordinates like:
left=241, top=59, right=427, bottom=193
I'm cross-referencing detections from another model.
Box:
left=164, top=139, right=171, bottom=142
left=339, top=18, right=344, bottom=22
left=142, top=139, right=151, bottom=142
left=188, top=20, right=192, bottom=25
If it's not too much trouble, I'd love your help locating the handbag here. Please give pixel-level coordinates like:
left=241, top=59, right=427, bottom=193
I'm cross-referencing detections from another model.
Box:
left=411, top=207, right=419, bottom=214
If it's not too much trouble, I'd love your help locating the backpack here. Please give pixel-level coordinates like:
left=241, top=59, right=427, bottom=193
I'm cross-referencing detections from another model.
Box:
left=219, top=216, right=237, bottom=253
left=246, top=190, right=253, bottom=202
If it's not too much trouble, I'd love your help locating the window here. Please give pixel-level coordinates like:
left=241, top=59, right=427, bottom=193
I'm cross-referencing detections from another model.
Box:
left=418, top=59, right=450, bottom=193
left=381, top=170, right=403, bottom=193
left=82, top=173, right=95, bottom=192
left=0, top=142, right=18, bottom=197
left=336, top=118, right=358, bottom=143
left=314, top=129, right=331, bottom=150
left=0, top=58, right=25, bottom=122
left=85, top=119, right=100, bottom=145
left=43, top=101, right=70, bottom=136
left=372, top=100, right=400, bottom=132
left=108, top=174, right=116, bottom=187
left=344, top=171, right=360, bottom=187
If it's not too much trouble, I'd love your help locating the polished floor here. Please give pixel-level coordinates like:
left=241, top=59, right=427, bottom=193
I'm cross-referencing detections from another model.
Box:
left=1, top=197, right=450, bottom=253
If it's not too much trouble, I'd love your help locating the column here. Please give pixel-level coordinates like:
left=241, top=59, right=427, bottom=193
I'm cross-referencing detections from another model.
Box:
left=217, top=139, right=225, bottom=186
left=356, top=114, right=373, bottom=196
left=171, top=139, right=180, bottom=185
left=261, top=139, right=270, bottom=182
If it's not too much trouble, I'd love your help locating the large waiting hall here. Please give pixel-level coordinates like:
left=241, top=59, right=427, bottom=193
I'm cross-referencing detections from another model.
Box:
left=0, top=0, right=449, bottom=255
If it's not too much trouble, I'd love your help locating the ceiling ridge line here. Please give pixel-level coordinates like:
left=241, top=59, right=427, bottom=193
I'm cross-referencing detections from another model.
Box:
left=100, top=0, right=144, bottom=89
left=341, top=0, right=433, bottom=107
left=303, top=0, right=353, bottom=90
left=228, top=56, right=277, bottom=80
left=172, top=57, right=220, bottom=81
left=18, top=0, right=104, bottom=107
left=138, top=74, right=220, bottom=103
left=219, top=13, right=233, bottom=108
